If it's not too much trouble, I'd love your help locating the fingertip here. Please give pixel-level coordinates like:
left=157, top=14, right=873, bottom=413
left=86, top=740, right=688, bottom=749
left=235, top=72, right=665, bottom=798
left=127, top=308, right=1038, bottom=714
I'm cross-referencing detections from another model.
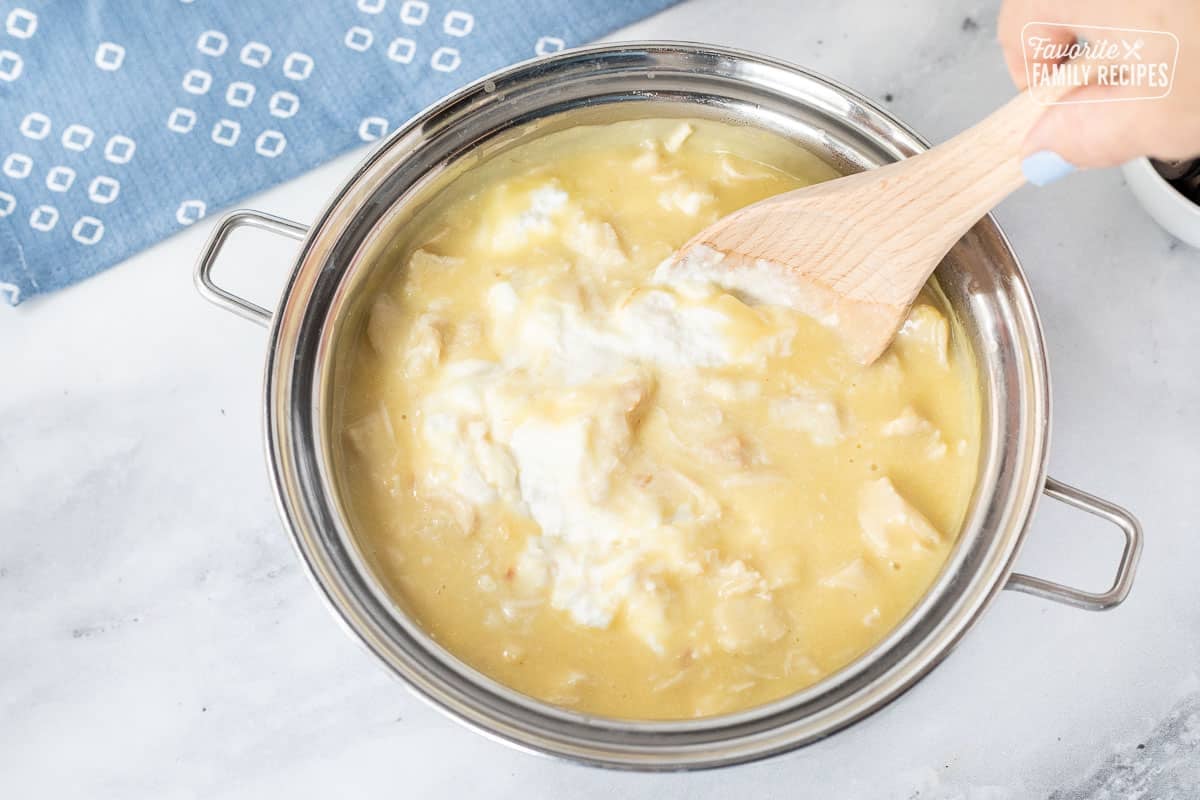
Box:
left=1020, top=150, right=1076, bottom=186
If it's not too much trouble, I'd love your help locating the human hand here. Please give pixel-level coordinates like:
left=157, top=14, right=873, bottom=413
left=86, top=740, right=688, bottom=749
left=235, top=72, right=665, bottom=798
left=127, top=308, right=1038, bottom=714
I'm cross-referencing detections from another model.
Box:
left=998, top=0, right=1200, bottom=176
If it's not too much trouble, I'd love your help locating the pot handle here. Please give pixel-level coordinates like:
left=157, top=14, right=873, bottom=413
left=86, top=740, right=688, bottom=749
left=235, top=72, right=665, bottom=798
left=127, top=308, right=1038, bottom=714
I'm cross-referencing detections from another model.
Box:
left=194, top=208, right=309, bottom=326
left=1005, top=477, right=1143, bottom=611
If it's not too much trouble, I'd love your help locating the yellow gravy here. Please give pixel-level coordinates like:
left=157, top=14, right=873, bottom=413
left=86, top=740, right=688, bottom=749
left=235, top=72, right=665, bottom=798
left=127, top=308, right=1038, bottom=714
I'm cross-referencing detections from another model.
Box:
left=334, top=118, right=980, bottom=719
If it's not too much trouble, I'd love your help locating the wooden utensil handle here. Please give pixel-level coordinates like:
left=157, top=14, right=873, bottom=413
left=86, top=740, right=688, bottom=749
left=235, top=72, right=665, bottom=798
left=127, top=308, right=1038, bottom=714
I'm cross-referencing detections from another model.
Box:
left=899, top=84, right=1074, bottom=246
left=674, top=84, right=1078, bottom=366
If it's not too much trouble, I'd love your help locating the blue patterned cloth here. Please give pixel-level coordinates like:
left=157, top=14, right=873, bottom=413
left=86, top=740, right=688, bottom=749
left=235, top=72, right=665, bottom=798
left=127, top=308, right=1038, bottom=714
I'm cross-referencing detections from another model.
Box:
left=0, top=0, right=677, bottom=305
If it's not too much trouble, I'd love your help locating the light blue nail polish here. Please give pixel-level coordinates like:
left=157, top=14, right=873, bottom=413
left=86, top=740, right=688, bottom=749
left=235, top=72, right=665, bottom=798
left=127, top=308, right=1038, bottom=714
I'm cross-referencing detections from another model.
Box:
left=1021, top=150, right=1076, bottom=187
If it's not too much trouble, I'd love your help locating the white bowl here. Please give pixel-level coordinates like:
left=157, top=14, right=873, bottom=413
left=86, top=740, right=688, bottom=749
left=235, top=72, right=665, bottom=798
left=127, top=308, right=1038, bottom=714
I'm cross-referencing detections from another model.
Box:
left=1123, top=156, right=1200, bottom=248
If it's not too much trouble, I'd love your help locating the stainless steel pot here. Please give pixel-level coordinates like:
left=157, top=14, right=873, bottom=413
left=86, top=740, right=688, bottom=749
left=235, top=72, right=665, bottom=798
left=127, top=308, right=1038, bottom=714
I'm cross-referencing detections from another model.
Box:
left=194, top=42, right=1143, bottom=770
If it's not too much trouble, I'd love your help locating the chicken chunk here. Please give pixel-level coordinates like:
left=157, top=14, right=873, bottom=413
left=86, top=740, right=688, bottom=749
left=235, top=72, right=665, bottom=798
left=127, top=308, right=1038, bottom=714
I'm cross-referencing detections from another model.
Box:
left=770, top=387, right=843, bottom=446
left=714, top=593, right=788, bottom=654
left=403, top=312, right=447, bottom=378
left=366, top=294, right=404, bottom=358
left=711, top=561, right=787, bottom=653
left=881, top=406, right=948, bottom=460
left=662, top=122, right=693, bottom=153
left=897, top=304, right=950, bottom=368
left=657, top=184, right=716, bottom=216
left=858, top=477, right=941, bottom=562
left=819, top=558, right=872, bottom=593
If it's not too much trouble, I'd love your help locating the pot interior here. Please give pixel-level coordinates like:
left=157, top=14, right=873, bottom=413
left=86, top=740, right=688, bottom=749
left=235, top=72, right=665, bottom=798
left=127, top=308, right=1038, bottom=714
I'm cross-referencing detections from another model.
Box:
left=269, top=43, right=1048, bottom=768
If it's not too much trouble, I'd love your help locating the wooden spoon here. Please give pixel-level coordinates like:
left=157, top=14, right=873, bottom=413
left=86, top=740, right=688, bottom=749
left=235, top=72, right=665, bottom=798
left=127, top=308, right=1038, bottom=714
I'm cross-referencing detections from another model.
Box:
left=664, top=88, right=1067, bottom=364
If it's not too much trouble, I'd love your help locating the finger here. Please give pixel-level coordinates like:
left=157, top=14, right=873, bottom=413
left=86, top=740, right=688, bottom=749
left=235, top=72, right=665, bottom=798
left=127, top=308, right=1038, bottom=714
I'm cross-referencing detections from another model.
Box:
left=1024, top=86, right=1171, bottom=168
left=997, top=2, right=1073, bottom=89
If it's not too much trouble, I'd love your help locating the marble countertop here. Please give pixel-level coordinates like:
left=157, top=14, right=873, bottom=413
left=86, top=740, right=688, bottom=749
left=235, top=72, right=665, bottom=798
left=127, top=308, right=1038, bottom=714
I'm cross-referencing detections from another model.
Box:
left=3, top=0, right=1198, bottom=796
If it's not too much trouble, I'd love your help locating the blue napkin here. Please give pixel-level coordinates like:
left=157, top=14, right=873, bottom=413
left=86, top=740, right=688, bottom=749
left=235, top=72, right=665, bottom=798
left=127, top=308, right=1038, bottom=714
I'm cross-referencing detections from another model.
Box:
left=0, top=0, right=677, bottom=306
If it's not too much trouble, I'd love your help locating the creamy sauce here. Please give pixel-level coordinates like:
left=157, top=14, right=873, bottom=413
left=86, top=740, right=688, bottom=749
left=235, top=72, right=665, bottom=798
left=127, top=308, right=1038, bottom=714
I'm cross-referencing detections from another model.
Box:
left=334, top=119, right=981, bottom=719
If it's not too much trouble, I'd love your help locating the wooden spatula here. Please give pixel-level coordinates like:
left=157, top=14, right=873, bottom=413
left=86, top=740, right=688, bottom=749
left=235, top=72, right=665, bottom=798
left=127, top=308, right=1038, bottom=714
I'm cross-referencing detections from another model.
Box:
left=665, top=88, right=1066, bottom=364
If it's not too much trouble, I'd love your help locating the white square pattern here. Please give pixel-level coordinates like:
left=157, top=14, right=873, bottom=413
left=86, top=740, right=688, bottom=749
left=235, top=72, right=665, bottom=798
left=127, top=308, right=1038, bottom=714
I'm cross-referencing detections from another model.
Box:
left=399, top=1, right=429, bottom=25
left=88, top=176, right=120, bottom=204
left=387, top=38, right=416, bottom=64
left=197, top=30, right=228, bottom=57
left=283, top=52, right=314, bottom=81
left=345, top=27, right=373, bottom=52
left=94, top=42, right=125, bottom=70
left=535, top=36, right=565, bottom=56
left=62, top=124, right=95, bottom=152
left=46, top=166, right=76, bottom=192
left=226, top=81, right=256, bottom=108
left=167, top=32, right=310, bottom=176
left=29, top=205, right=58, bottom=232
left=268, top=91, right=299, bottom=118
left=211, top=119, right=241, bottom=147
left=431, top=46, right=460, bottom=73
left=6, top=8, right=37, bottom=39
left=105, top=136, right=136, bottom=163
left=443, top=10, right=474, bottom=37
left=358, top=116, right=388, bottom=142
left=240, top=42, right=271, bottom=68
left=176, top=200, right=206, bottom=226
left=3, top=153, right=33, bottom=179
left=167, top=108, right=197, bottom=134
left=0, top=5, right=605, bottom=271
left=72, top=216, right=104, bottom=245
left=183, top=69, right=213, bottom=95
left=0, top=50, right=24, bottom=82
left=255, top=130, right=286, bottom=158
left=20, top=112, right=51, bottom=140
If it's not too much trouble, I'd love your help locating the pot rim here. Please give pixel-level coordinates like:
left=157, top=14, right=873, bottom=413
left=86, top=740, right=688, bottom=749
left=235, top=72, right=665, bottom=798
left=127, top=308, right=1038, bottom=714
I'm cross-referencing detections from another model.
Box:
left=258, top=41, right=1058, bottom=768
